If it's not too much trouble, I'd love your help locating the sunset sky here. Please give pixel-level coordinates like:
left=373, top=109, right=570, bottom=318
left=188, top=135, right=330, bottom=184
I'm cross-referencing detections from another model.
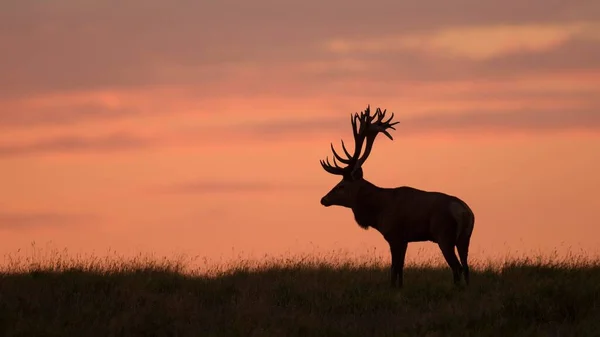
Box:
left=1, top=0, right=599, bottom=266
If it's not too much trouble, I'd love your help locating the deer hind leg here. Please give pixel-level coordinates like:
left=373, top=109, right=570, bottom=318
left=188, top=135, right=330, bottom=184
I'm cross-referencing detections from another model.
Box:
left=438, top=242, right=463, bottom=286
left=431, top=212, right=463, bottom=286
left=449, top=200, right=474, bottom=286
left=456, top=235, right=471, bottom=286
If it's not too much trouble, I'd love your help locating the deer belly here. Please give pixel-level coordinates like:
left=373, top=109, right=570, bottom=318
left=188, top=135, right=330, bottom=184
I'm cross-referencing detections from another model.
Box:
left=404, top=228, right=435, bottom=243
left=383, top=223, right=434, bottom=243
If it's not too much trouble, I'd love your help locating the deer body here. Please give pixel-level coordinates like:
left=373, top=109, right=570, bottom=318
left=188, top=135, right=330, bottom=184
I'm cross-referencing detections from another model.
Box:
left=347, top=183, right=469, bottom=241
left=320, top=106, right=475, bottom=288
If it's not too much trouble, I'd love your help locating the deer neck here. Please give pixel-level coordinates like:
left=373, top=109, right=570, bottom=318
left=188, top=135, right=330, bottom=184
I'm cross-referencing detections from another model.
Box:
left=351, top=179, right=386, bottom=230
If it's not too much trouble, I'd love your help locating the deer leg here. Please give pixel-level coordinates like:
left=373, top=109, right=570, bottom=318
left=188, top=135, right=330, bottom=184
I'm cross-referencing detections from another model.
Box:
left=456, top=237, right=471, bottom=286
left=438, top=242, right=463, bottom=286
left=390, top=242, right=408, bottom=288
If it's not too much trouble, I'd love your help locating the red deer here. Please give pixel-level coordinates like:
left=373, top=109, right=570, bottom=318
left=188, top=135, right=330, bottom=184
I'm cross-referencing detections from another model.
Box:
left=320, top=105, right=475, bottom=288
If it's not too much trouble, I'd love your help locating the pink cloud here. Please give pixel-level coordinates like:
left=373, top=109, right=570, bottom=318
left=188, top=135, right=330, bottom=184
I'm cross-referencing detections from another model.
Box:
left=0, top=132, right=153, bottom=157
left=1, top=0, right=598, bottom=98
left=0, top=211, right=98, bottom=230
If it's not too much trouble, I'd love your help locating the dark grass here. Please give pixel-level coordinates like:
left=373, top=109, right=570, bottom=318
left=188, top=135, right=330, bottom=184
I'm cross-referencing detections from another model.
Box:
left=1, top=249, right=600, bottom=337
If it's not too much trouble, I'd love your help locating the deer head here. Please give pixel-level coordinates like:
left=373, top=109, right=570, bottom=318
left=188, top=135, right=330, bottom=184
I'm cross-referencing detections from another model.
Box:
left=320, top=105, right=399, bottom=208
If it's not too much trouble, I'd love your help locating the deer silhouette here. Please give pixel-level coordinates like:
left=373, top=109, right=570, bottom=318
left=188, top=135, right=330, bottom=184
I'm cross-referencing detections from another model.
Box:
left=320, top=105, right=475, bottom=288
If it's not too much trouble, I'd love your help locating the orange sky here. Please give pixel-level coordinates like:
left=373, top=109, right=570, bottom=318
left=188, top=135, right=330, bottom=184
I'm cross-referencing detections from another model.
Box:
left=1, top=1, right=599, bottom=267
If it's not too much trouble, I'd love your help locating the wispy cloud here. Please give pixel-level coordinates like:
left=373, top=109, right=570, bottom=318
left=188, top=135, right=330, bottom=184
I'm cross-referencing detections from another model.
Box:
left=406, top=109, right=600, bottom=133
left=0, top=132, right=154, bottom=157
left=475, top=38, right=600, bottom=76
left=0, top=103, right=138, bottom=128
left=326, top=22, right=600, bottom=60
left=156, top=181, right=320, bottom=195
left=5, top=107, right=595, bottom=158
left=0, top=212, right=97, bottom=230
left=233, top=109, right=600, bottom=140
left=1, top=0, right=598, bottom=98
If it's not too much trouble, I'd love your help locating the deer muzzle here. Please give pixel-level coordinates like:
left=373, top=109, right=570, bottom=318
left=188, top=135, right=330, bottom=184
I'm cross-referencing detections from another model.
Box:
left=320, top=196, right=332, bottom=207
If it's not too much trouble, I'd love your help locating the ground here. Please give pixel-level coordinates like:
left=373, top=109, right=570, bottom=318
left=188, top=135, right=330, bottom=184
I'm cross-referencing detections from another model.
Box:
left=1, top=249, right=599, bottom=337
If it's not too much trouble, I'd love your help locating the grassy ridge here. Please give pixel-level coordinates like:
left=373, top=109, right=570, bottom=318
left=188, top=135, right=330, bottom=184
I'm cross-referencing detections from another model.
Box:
left=1, top=252, right=600, bottom=337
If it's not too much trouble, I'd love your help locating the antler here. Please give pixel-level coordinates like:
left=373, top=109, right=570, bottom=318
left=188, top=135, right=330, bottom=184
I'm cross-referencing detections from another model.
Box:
left=320, top=105, right=399, bottom=177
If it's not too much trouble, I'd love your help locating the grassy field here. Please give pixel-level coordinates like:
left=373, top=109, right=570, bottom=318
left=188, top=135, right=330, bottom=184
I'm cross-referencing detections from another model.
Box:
left=1, top=248, right=600, bottom=337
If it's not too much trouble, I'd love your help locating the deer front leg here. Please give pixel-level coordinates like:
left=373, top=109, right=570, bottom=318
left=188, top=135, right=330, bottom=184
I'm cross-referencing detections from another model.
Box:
left=390, top=242, right=408, bottom=288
